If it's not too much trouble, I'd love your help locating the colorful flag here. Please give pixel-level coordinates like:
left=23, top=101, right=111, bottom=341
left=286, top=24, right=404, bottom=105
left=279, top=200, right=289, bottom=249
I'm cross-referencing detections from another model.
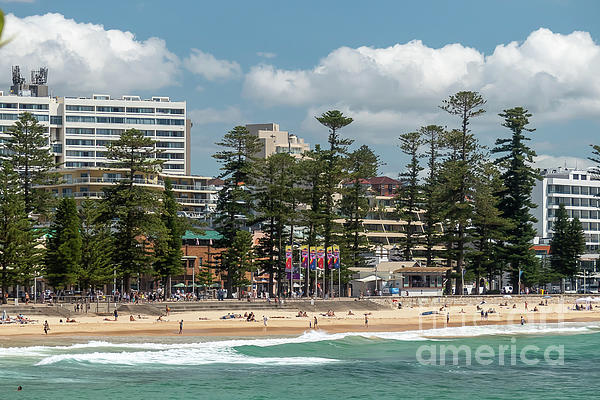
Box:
left=327, top=246, right=333, bottom=269
left=333, top=245, right=340, bottom=269
left=301, top=245, right=309, bottom=270
left=309, top=247, right=317, bottom=270
left=317, top=246, right=325, bottom=270
left=285, top=245, right=292, bottom=271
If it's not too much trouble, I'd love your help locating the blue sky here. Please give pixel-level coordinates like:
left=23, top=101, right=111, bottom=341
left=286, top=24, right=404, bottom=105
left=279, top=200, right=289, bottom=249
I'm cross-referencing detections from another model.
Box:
left=1, top=0, right=599, bottom=176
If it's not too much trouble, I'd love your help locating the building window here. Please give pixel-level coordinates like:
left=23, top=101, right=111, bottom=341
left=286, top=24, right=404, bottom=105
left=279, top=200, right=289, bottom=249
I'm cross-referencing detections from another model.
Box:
left=156, top=141, right=184, bottom=148
left=66, top=115, right=95, bottom=123
left=125, top=118, right=155, bottom=125
left=19, top=103, right=49, bottom=110
left=97, top=106, right=125, bottom=113
left=66, top=128, right=94, bottom=135
left=96, top=129, right=123, bottom=136
left=156, top=130, right=184, bottom=137
left=156, top=108, right=184, bottom=115
left=96, top=117, right=124, bottom=124
left=126, top=107, right=155, bottom=114
left=573, top=174, right=579, bottom=180
left=66, top=105, right=94, bottom=112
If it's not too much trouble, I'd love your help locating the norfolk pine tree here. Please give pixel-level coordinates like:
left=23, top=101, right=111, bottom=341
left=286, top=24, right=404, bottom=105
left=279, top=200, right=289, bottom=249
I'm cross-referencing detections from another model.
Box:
left=78, top=199, right=113, bottom=291
left=550, top=204, right=585, bottom=291
left=254, top=153, right=297, bottom=297
left=45, top=198, right=82, bottom=290
left=154, top=179, right=186, bottom=298
left=0, top=162, right=36, bottom=303
left=492, top=107, right=541, bottom=288
left=212, top=126, right=261, bottom=298
left=439, top=91, right=486, bottom=295
left=5, top=112, right=57, bottom=215
left=420, top=125, right=446, bottom=266
left=315, top=110, right=353, bottom=296
left=396, top=131, right=424, bottom=261
left=467, top=162, right=511, bottom=294
left=102, top=128, right=165, bottom=292
left=340, top=145, right=379, bottom=276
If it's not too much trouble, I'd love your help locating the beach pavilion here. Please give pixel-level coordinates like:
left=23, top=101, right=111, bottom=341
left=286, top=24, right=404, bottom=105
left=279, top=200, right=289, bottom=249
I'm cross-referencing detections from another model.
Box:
left=350, top=261, right=450, bottom=297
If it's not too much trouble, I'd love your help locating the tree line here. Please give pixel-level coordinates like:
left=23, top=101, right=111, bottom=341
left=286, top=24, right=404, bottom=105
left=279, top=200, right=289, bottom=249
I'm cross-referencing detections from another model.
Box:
left=0, top=114, right=188, bottom=302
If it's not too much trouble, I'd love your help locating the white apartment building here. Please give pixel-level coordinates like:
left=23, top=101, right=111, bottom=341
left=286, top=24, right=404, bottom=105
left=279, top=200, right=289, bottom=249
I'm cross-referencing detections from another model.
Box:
left=532, top=168, right=600, bottom=252
left=0, top=92, right=190, bottom=175
left=245, top=123, right=310, bottom=159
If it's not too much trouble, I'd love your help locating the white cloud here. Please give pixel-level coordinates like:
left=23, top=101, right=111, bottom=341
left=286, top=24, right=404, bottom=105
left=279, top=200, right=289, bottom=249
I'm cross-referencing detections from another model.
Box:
left=189, top=106, right=243, bottom=125
left=184, top=48, right=241, bottom=81
left=257, top=51, right=276, bottom=59
left=244, top=28, right=600, bottom=123
left=1, top=13, right=179, bottom=95
left=534, top=154, right=595, bottom=171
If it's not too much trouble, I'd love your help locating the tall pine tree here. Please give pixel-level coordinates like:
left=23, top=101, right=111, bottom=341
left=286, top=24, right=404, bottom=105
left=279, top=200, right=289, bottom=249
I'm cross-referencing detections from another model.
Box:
left=396, top=131, right=423, bottom=261
left=340, top=145, right=379, bottom=274
left=78, top=199, right=113, bottom=292
left=212, top=126, right=261, bottom=298
left=45, top=197, right=82, bottom=290
left=102, top=128, right=165, bottom=292
left=439, top=91, right=486, bottom=295
left=492, top=107, right=540, bottom=288
left=5, top=112, right=57, bottom=215
left=0, top=161, right=37, bottom=303
left=315, top=110, right=353, bottom=296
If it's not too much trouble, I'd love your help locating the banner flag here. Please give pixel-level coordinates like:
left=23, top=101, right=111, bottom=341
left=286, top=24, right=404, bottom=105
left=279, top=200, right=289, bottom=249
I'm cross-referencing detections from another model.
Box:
left=309, top=246, right=317, bottom=271
left=333, top=245, right=340, bottom=269
left=285, top=245, right=292, bottom=271
left=327, top=246, right=333, bottom=269
left=317, top=246, right=325, bottom=270
left=301, top=245, right=309, bottom=270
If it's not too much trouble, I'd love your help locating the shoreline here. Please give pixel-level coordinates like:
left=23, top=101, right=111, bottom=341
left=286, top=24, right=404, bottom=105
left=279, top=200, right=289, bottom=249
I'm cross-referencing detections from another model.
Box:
left=2, top=303, right=600, bottom=343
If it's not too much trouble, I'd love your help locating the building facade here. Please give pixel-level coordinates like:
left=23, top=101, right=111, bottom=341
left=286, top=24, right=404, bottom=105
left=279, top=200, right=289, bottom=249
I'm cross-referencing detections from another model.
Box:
left=532, top=167, right=600, bottom=252
left=43, top=168, right=221, bottom=221
left=0, top=92, right=190, bottom=175
left=245, top=123, right=310, bottom=159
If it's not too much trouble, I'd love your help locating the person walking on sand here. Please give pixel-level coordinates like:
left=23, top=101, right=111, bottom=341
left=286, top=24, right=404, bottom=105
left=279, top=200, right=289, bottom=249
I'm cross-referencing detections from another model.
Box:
left=263, top=315, right=268, bottom=327
left=446, top=313, right=450, bottom=324
left=113, top=309, right=118, bottom=321
left=43, top=320, right=49, bottom=335
left=313, top=316, right=318, bottom=329
left=179, top=320, right=183, bottom=334
left=364, top=314, right=369, bottom=328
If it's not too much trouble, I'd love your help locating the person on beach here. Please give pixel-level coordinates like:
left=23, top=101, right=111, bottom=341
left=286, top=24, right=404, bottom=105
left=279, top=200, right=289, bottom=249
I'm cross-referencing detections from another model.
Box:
left=525, top=301, right=528, bottom=310
left=521, top=315, right=526, bottom=325
left=179, top=320, right=183, bottom=334
left=313, top=316, right=318, bottom=329
left=263, top=315, right=268, bottom=327
left=113, top=309, right=118, bottom=321
left=446, top=313, right=449, bottom=324
left=364, top=314, right=369, bottom=328
left=43, top=320, right=49, bottom=335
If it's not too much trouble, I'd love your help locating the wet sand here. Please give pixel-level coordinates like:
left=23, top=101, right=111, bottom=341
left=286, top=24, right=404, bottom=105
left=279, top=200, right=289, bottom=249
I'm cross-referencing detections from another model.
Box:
left=1, top=302, right=599, bottom=343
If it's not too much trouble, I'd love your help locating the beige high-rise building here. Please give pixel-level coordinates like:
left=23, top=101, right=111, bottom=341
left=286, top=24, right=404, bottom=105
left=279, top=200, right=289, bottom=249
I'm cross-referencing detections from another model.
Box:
left=245, top=123, right=310, bottom=159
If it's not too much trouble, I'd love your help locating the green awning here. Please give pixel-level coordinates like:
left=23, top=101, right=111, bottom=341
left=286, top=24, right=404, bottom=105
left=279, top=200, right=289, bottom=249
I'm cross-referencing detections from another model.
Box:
left=182, top=230, right=223, bottom=241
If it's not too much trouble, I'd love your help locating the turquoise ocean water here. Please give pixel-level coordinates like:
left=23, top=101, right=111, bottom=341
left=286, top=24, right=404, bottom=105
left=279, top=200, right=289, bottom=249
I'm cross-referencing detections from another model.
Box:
left=1, top=323, right=599, bottom=399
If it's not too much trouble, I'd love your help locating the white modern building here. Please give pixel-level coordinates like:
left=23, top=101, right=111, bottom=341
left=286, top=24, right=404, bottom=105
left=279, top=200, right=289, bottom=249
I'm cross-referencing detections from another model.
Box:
left=532, top=167, right=600, bottom=252
left=1, top=71, right=190, bottom=175
left=245, top=123, right=310, bottom=159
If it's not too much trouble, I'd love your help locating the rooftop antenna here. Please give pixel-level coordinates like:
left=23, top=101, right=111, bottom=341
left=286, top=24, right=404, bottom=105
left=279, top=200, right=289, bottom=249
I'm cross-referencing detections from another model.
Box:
left=30, top=67, right=48, bottom=85
left=12, top=66, right=25, bottom=86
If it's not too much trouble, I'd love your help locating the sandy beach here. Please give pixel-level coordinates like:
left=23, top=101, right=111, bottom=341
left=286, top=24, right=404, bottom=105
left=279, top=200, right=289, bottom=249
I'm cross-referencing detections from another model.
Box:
left=2, top=300, right=600, bottom=343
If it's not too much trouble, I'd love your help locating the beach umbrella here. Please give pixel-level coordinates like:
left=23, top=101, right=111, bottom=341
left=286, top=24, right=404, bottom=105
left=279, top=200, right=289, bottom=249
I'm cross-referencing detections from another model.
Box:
left=172, top=283, right=186, bottom=288
left=575, top=297, right=593, bottom=303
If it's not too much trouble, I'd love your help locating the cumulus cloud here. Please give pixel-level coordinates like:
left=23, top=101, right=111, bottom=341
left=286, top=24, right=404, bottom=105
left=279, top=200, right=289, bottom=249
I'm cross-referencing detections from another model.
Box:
left=1, top=13, right=179, bottom=95
left=534, top=154, right=595, bottom=171
left=184, top=48, right=241, bottom=81
left=244, top=28, right=600, bottom=124
left=189, top=106, right=243, bottom=125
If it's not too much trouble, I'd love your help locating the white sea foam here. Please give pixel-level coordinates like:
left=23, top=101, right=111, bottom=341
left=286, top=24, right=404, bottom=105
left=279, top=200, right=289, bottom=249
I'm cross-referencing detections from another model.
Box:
left=3, top=322, right=598, bottom=366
